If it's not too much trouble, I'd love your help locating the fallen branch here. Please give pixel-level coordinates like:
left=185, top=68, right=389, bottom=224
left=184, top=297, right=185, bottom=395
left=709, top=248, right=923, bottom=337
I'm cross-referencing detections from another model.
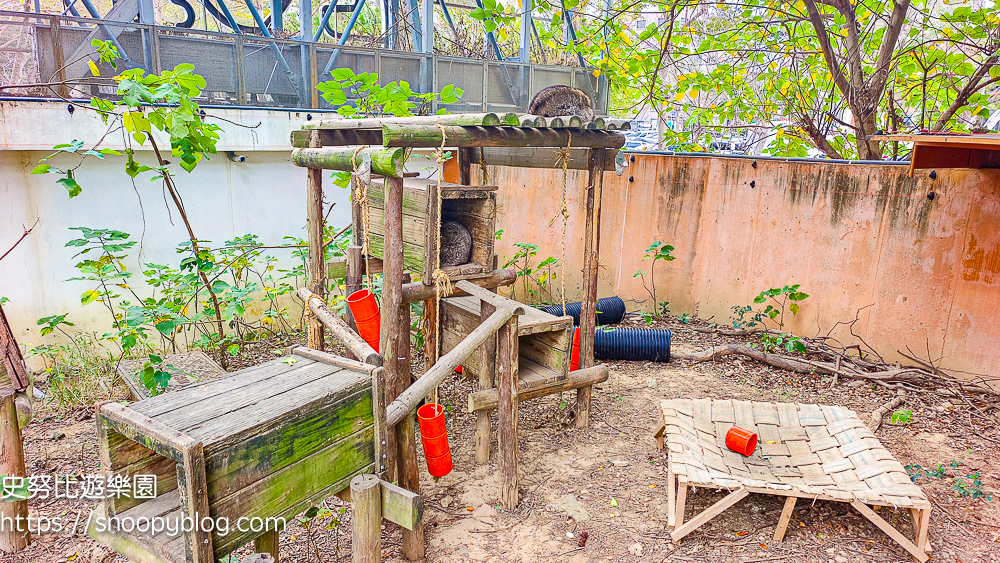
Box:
left=868, top=393, right=905, bottom=432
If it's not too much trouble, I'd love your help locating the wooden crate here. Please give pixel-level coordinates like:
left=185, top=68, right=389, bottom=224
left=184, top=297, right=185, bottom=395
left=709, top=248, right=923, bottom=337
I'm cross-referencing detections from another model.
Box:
left=440, top=295, right=572, bottom=383
left=358, top=179, right=497, bottom=282
left=88, top=352, right=381, bottom=563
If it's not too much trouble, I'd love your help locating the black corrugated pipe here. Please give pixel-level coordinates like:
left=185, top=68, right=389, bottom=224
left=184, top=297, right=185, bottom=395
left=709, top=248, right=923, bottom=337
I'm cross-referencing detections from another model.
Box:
left=594, top=327, right=672, bottom=362
left=541, top=296, right=626, bottom=326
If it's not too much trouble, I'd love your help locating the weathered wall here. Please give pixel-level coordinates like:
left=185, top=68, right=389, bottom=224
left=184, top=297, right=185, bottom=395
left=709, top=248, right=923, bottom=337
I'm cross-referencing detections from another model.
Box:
left=492, top=153, right=1000, bottom=381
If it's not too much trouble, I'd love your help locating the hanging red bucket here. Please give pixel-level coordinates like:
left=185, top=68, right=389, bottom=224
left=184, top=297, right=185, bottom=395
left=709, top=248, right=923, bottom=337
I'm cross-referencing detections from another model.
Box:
left=417, top=403, right=453, bottom=477
left=725, top=426, right=758, bottom=456
left=570, top=327, right=580, bottom=371
left=347, top=289, right=380, bottom=352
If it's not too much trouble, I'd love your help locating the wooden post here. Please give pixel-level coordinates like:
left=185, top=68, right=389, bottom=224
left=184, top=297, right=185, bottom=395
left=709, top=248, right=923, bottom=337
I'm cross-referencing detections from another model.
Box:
left=773, top=496, right=796, bottom=542
left=253, top=530, right=279, bottom=563
left=178, top=442, right=214, bottom=563
left=475, top=299, right=497, bottom=465
left=306, top=130, right=326, bottom=350
left=0, top=391, right=29, bottom=553
left=458, top=147, right=473, bottom=185
left=497, top=315, right=519, bottom=509
left=50, top=17, right=68, bottom=99
left=396, top=297, right=425, bottom=560
left=345, top=245, right=363, bottom=330
left=350, top=474, right=382, bottom=563
left=576, top=148, right=607, bottom=427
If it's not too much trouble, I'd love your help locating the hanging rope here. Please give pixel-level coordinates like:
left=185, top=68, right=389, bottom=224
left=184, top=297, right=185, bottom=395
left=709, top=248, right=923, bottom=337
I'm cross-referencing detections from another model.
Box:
left=352, top=146, right=373, bottom=292
left=554, top=131, right=572, bottom=316
left=430, top=124, right=453, bottom=412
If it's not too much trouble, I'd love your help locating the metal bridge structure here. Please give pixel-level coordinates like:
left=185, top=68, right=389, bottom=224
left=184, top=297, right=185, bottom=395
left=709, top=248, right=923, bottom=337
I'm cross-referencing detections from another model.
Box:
left=0, top=0, right=609, bottom=114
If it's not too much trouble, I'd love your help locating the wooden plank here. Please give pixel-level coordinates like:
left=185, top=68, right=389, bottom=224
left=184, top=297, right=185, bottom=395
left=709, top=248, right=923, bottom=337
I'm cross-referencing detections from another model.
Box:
left=382, top=125, right=626, bottom=149
left=671, top=487, right=749, bottom=542
left=130, top=358, right=314, bottom=418
left=99, top=404, right=194, bottom=462
left=497, top=315, right=519, bottom=509
left=519, top=328, right=571, bottom=375
left=254, top=530, right=280, bottom=563
left=667, top=468, right=676, bottom=529
left=330, top=254, right=383, bottom=280
left=773, top=496, right=797, bottom=542
left=290, top=128, right=383, bottom=148
left=202, top=386, right=372, bottom=504
left=468, top=364, right=608, bottom=412
left=675, top=477, right=688, bottom=529
left=424, top=180, right=440, bottom=284
left=380, top=479, right=424, bottom=530
left=288, top=348, right=379, bottom=375
left=304, top=113, right=505, bottom=130
left=850, top=500, right=929, bottom=562
left=372, top=367, right=388, bottom=478
left=402, top=268, right=516, bottom=304
left=113, top=452, right=180, bottom=513
left=916, top=507, right=931, bottom=553
left=210, top=427, right=375, bottom=556
left=118, top=489, right=182, bottom=520
left=0, top=305, right=30, bottom=391
left=86, top=509, right=183, bottom=563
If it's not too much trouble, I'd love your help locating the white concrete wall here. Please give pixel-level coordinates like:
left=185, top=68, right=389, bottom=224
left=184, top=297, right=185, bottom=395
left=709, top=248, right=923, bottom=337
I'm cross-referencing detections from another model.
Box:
left=0, top=101, right=358, bottom=346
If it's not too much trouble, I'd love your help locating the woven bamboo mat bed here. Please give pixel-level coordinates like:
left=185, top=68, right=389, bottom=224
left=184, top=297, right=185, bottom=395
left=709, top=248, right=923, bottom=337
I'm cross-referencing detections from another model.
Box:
left=654, top=398, right=932, bottom=562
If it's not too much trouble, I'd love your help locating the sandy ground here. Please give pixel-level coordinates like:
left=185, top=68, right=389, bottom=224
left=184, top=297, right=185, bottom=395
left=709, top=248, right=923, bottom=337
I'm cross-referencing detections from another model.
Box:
left=9, top=317, right=1000, bottom=563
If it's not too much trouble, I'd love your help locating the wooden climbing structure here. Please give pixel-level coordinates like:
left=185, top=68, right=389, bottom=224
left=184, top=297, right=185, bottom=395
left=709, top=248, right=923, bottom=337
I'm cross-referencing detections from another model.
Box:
left=291, top=112, right=626, bottom=560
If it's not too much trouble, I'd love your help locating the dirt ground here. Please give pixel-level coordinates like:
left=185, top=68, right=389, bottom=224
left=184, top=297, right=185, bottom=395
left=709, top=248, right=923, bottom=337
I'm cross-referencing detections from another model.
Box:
left=10, top=315, right=1000, bottom=563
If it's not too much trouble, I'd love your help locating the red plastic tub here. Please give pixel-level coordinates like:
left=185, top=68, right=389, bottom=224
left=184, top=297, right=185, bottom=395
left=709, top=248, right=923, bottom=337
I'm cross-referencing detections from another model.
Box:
left=347, top=289, right=380, bottom=352
left=417, top=403, right=453, bottom=477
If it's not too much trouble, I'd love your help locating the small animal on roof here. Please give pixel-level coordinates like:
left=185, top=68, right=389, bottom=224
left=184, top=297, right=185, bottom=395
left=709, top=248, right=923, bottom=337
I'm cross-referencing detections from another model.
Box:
left=528, top=85, right=595, bottom=121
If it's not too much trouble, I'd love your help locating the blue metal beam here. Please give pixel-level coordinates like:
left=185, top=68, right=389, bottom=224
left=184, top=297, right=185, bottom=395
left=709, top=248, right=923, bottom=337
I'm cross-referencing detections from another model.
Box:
left=76, top=0, right=131, bottom=60
left=314, top=0, right=336, bottom=41
left=272, top=0, right=283, bottom=30
left=473, top=0, right=504, bottom=61
left=214, top=0, right=242, bottom=33
left=320, top=0, right=368, bottom=77
left=519, top=0, right=531, bottom=62
left=407, top=0, right=422, bottom=52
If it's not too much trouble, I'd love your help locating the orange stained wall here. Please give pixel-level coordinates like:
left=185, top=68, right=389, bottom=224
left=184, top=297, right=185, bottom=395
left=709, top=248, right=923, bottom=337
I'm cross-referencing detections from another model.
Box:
left=488, top=152, right=1000, bottom=382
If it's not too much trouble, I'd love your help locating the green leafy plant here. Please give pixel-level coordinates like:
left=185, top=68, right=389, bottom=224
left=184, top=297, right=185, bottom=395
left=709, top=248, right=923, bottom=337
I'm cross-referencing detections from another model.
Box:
left=752, top=285, right=810, bottom=329
left=503, top=243, right=559, bottom=305
left=891, top=409, right=913, bottom=425
left=317, top=67, right=463, bottom=118
left=906, top=461, right=992, bottom=500
left=633, top=241, right=675, bottom=317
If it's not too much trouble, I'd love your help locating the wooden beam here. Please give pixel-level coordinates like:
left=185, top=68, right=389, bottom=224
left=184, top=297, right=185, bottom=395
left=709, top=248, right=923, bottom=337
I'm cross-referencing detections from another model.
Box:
left=350, top=474, right=381, bottom=563
left=98, top=403, right=193, bottom=462
left=306, top=130, right=326, bottom=351
left=385, top=302, right=522, bottom=427
left=0, top=305, right=30, bottom=391
left=294, top=288, right=382, bottom=366
left=287, top=346, right=380, bottom=375
left=849, top=500, right=929, bottom=562
left=382, top=125, right=626, bottom=149
left=497, top=315, right=519, bottom=509
left=475, top=298, right=497, bottom=465
left=304, top=113, right=506, bottom=130
left=400, top=268, right=517, bottom=304
left=467, top=364, right=608, bottom=412
left=469, top=146, right=619, bottom=171
left=773, top=496, right=796, bottom=542
left=179, top=442, right=214, bottom=563
left=292, top=147, right=405, bottom=177
left=253, top=531, right=279, bottom=563
left=290, top=129, right=382, bottom=148
left=0, top=390, right=29, bottom=553
left=670, top=487, right=749, bottom=543
left=576, top=148, right=607, bottom=427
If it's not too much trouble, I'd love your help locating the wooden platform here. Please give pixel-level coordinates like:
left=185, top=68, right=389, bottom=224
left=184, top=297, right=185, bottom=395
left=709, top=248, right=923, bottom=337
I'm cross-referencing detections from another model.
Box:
left=90, top=352, right=380, bottom=563
left=116, top=351, right=225, bottom=400
left=655, top=398, right=932, bottom=562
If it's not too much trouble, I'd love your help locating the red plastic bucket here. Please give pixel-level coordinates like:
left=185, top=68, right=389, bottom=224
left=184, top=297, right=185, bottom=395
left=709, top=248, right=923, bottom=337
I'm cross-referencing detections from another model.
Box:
left=725, top=426, right=758, bottom=456
left=570, top=327, right=580, bottom=371
left=347, top=289, right=380, bottom=352
left=417, top=403, right=453, bottom=477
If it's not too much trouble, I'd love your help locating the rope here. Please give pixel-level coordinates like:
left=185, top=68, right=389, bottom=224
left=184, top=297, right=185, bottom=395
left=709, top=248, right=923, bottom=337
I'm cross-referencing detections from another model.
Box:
left=555, top=131, right=572, bottom=316
left=430, top=123, right=453, bottom=413
left=352, top=146, right=373, bottom=292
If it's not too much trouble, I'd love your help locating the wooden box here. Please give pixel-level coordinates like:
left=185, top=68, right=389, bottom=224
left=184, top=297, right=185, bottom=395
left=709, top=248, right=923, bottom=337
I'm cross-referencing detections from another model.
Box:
left=358, top=179, right=497, bottom=283
left=89, top=351, right=381, bottom=563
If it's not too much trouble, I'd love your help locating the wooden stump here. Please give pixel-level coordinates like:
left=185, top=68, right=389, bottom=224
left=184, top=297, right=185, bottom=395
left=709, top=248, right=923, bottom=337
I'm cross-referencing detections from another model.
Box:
left=350, top=474, right=382, bottom=563
left=0, top=391, right=29, bottom=553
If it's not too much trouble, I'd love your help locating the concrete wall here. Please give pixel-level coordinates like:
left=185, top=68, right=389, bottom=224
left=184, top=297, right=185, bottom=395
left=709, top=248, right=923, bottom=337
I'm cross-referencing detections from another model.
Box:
left=492, top=154, right=1000, bottom=382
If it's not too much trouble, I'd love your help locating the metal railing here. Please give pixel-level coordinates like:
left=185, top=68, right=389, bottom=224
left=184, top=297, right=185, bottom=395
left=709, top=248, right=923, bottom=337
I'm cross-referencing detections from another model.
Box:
left=0, top=10, right=608, bottom=114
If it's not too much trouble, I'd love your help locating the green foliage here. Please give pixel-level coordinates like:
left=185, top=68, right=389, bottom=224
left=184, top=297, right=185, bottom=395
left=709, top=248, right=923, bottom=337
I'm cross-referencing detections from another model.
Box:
left=634, top=241, right=675, bottom=317
left=503, top=242, right=558, bottom=305
left=26, top=333, right=132, bottom=410
left=906, top=461, right=992, bottom=500
left=317, top=67, right=463, bottom=118
left=759, top=333, right=807, bottom=355
left=37, top=314, right=74, bottom=337
left=891, top=409, right=913, bottom=425
left=733, top=284, right=808, bottom=330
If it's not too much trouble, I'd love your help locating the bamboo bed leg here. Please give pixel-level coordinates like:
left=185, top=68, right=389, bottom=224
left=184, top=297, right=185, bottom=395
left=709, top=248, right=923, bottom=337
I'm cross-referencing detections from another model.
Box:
left=0, top=391, right=29, bottom=554
left=475, top=299, right=497, bottom=465
left=674, top=477, right=687, bottom=529
left=773, top=496, right=797, bottom=542
left=254, top=530, right=280, bottom=563
left=498, top=315, right=519, bottom=509
left=351, top=474, right=382, bottom=563
left=306, top=129, right=326, bottom=350
left=671, top=487, right=749, bottom=543
left=849, top=500, right=929, bottom=563
left=916, top=507, right=931, bottom=554
left=576, top=148, right=607, bottom=428
left=666, top=468, right=676, bottom=530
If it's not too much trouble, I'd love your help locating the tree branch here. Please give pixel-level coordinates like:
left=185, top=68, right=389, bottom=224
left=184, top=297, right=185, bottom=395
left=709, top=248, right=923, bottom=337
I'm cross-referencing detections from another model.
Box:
left=0, top=218, right=40, bottom=263
left=931, top=51, right=1000, bottom=131
left=802, top=0, right=852, bottom=98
